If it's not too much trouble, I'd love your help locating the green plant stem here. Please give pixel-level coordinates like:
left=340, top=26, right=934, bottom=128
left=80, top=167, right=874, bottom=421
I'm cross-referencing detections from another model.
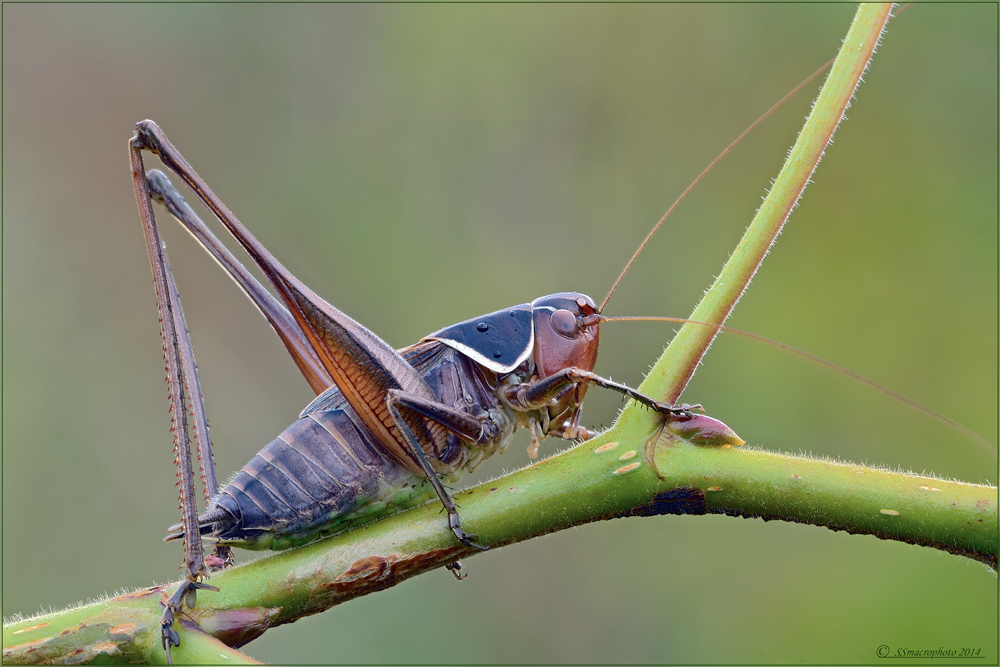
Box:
left=3, top=425, right=995, bottom=664
left=641, top=3, right=894, bottom=406
left=1, top=598, right=260, bottom=665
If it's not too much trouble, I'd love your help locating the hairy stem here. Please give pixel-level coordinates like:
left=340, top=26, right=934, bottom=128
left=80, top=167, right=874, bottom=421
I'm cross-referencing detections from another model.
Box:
left=3, top=423, right=995, bottom=663
left=639, top=3, right=894, bottom=406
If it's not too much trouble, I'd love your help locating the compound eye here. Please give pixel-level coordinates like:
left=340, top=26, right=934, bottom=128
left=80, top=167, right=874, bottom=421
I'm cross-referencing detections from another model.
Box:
left=550, top=309, right=580, bottom=339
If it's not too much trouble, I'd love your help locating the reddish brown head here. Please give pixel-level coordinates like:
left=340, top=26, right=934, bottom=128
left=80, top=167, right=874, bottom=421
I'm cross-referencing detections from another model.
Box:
left=530, top=293, right=601, bottom=378
left=530, top=293, right=601, bottom=430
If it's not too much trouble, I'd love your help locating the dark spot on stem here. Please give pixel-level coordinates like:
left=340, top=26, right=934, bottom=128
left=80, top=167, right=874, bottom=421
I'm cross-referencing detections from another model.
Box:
left=611, top=487, right=708, bottom=518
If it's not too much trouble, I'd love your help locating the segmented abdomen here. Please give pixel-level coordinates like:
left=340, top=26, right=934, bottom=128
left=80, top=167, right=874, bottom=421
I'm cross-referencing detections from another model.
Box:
left=210, top=407, right=431, bottom=550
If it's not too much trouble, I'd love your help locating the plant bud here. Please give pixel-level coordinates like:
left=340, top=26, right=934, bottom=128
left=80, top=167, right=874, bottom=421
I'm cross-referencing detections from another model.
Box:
left=665, top=413, right=744, bottom=447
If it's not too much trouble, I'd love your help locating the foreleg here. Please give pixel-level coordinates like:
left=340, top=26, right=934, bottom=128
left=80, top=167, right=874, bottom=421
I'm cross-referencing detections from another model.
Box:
left=505, top=367, right=700, bottom=416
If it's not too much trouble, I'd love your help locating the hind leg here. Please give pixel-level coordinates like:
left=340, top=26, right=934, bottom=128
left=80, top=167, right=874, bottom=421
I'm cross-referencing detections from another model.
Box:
left=131, top=128, right=228, bottom=663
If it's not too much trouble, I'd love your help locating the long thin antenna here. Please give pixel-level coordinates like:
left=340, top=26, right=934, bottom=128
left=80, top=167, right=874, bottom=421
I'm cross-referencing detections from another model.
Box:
left=601, top=315, right=996, bottom=455
left=599, top=59, right=834, bottom=312
left=599, top=3, right=916, bottom=314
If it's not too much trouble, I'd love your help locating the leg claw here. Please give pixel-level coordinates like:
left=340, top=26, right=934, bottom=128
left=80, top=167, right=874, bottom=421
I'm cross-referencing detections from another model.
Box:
left=454, top=528, right=488, bottom=551
left=449, top=514, right=489, bottom=551
left=161, top=620, right=180, bottom=650
left=160, top=578, right=219, bottom=664
left=657, top=401, right=704, bottom=416
left=445, top=561, right=468, bottom=580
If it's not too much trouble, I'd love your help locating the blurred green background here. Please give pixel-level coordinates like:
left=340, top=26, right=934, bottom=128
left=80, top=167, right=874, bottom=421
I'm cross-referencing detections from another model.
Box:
left=3, top=4, right=996, bottom=664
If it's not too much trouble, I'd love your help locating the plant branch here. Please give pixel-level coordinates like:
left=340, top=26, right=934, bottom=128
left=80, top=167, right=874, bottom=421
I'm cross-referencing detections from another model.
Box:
left=3, top=422, right=996, bottom=663
left=638, top=3, right=894, bottom=407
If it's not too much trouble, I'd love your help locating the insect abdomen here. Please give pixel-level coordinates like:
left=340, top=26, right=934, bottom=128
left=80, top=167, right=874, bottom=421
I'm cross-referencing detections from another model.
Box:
left=209, top=408, right=436, bottom=551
